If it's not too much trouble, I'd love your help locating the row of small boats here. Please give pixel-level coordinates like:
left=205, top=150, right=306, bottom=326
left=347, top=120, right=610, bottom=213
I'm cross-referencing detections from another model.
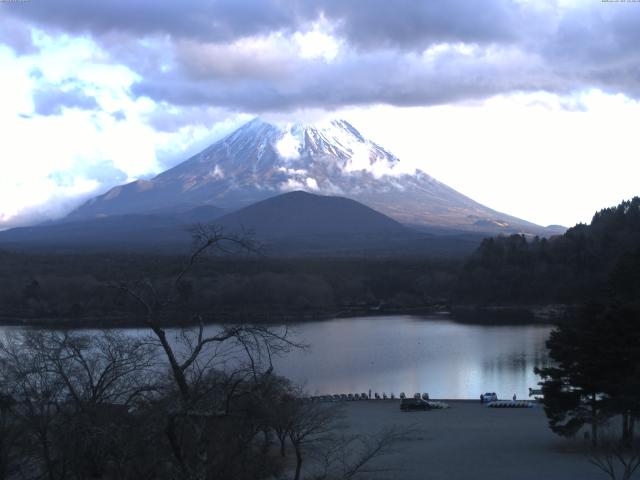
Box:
left=487, top=400, right=535, bottom=408
left=304, top=392, right=430, bottom=402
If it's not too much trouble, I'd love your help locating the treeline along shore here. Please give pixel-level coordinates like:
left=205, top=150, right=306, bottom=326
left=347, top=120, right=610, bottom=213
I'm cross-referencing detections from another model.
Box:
left=2, top=197, right=639, bottom=327
left=0, top=253, right=460, bottom=327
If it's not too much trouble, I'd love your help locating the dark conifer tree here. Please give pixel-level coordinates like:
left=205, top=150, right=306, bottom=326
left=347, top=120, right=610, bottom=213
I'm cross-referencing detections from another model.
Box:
left=537, top=303, right=640, bottom=446
left=536, top=304, right=611, bottom=446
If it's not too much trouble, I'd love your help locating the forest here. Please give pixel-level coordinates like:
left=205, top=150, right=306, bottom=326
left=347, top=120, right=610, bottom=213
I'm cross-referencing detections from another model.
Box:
left=1, top=197, right=639, bottom=326
left=458, top=197, right=640, bottom=306
left=0, top=252, right=459, bottom=326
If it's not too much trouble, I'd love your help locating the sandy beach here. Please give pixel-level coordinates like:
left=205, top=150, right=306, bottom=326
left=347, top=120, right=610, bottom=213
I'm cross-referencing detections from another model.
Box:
left=327, top=400, right=603, bottom=480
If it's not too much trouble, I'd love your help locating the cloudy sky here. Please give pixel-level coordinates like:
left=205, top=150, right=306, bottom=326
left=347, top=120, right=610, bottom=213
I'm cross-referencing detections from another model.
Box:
left=1, top=0, right=639, bottom=229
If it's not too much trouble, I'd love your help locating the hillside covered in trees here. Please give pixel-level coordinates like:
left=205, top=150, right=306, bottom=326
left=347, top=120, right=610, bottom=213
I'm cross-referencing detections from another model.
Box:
left=1, top=197, right=639, bottom=326
left=0, top=253, right=458, bottom=325
left=457, top=197, right=640, bottom=305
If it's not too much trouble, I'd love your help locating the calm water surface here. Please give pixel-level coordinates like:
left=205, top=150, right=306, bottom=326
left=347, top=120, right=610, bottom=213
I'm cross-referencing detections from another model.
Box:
left=4, top=314, right=552, bottom=400
left=271, top=315, right=552, bottom=400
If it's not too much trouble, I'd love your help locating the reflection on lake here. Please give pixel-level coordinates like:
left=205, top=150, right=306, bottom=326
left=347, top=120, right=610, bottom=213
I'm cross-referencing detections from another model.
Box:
left=1, top=314, right=552, bottom=400
left=272, top=315, right=552, bottom=400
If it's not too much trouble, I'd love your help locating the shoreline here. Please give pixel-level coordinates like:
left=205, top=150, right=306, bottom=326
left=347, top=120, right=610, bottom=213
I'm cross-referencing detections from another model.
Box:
left=0, top=304, right=565, bottom=328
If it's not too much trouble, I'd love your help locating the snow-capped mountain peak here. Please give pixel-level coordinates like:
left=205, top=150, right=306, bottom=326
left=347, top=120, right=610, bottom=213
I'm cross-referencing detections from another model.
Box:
left=193, top=117, right=405, bottom=183
left=67, top=117, right=549, bottom=235
left=271, top=119, right=404, bottom=180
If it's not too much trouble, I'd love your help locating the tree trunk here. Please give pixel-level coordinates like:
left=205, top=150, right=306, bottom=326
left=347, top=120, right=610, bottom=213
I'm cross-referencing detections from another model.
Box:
left=630, top=415, right=636, bottom=441
left=293, top=444, right=303, bottom=480
left=0, top=438, right=6, bottom=480
left=40, top=434, right=57, bottom=480
left=151, top=326, right=190, bottom=400
left=261, top=429, right=271, bottom=455
left=623, top=411, right=630, bottom=446
left=280, top=437, right=286, bottom=458
left=165, top=415, right=188, bottom=475
left=591, top=394, right=598, bottom=447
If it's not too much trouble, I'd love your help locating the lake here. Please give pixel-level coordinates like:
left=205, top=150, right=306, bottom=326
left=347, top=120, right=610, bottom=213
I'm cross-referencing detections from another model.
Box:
left=2, top=314, right=553, bottom=400
left=271, top=315, right=552, bottom=400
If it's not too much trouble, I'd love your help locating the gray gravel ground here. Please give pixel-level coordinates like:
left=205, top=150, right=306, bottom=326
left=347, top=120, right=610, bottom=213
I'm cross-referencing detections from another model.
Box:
left=328, top=400, right=604, bottom=480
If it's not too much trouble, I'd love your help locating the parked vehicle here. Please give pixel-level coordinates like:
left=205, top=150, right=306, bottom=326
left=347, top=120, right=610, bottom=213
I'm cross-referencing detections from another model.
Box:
left=400, top=398, right=432, bottom=411
left=481, top=392, right=498, bottom=403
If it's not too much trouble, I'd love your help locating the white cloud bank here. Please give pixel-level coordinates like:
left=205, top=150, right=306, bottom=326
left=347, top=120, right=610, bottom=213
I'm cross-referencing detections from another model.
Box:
left=1, top=0, right=640, bottom=228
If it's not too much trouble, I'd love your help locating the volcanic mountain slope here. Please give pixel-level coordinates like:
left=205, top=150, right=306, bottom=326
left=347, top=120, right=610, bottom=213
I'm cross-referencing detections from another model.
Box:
left=213, top=191, right=483, bottom=255
left=0, top=191, right=483, bottom=255
left=215, top=190, right=406, bottom=238
left=69, top=118, right=559, bottom=235
left=0, top=206, right=224, bottom=251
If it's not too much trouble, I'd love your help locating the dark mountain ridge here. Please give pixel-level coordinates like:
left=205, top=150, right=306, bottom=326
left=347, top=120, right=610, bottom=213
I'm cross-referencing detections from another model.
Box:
left=215, top=190, right=406, bottom=238
left=0, top=191, right=482, bottom=256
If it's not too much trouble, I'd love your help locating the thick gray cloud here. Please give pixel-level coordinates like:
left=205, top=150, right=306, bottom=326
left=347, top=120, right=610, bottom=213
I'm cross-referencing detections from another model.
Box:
left=32, top=87, right=100, bottom=116
left=538, top=4, right=640, bottom=98
left=133, top=47, right=554, bottom=111
left=314, top=0, right=521, bottom=49
left=0, top=16, right=37, bottom=54
left=2, top=0, right=306, bottom=43
left=3, top=0, right=640, bottom=114
left=1, top=0, right=519, bottom=48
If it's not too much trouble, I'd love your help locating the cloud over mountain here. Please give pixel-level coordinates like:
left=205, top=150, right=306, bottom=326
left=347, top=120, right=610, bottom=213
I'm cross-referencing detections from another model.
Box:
left=32, top=87, right=99, bottom=116
left=3, top=0, right=640, bottom=113
left=1, top=0, right=639, bottom=230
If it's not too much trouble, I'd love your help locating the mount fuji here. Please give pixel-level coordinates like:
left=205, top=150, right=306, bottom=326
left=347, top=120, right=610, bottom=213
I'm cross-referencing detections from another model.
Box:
left=68, top=118, right=557, bottom=235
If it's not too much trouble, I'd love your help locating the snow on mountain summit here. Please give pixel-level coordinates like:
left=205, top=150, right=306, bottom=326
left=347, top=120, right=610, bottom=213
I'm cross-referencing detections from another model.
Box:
left=174, top=117, right=411, bottom=191
left=143, top=117, right=423, bottom=202
left=68, top=117, right=548, bottom=234
left=275, top=119, right=409, bottom=181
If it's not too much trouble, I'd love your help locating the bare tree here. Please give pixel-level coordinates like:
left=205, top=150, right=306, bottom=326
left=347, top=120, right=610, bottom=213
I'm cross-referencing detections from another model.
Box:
left=23, top=330, right=157, bottom=408
left=270, top=385, right=298, bottom=458
left=115, top=225, right=297, bottom=401
left=115, top=224, right=304, bottom=480
left=0, top=330, right=159, bottom=480
left=0, top=362, right=20, bottom=480
left=286, top=401, right=344, bottom=480
left=588, top=429, right=640, bottom=480
left=1, top=331, right=71, bottom=480
left=314, top=427, right=413, bottom=480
